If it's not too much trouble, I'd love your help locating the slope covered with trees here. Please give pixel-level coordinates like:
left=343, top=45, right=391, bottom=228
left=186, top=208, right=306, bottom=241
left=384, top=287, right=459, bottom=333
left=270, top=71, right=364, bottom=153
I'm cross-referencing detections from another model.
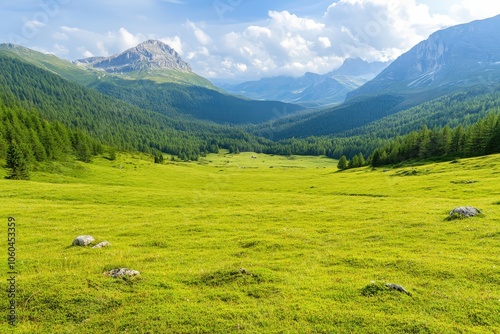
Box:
left=370, top=112, right=500, bottom=166
left=1, top=52, right=499, bottom=166
left=0, top=54, right=278, bottom=160
left=0, top=88, right=102, bottom=179
left=90, top=77, right=305, bottom=125
left=252, top=95, right=405, bottom=140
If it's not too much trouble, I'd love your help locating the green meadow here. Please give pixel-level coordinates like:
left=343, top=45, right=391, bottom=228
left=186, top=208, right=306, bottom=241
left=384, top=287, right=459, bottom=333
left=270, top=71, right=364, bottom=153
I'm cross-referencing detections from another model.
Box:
left=1, top=151, right=499, bottom=333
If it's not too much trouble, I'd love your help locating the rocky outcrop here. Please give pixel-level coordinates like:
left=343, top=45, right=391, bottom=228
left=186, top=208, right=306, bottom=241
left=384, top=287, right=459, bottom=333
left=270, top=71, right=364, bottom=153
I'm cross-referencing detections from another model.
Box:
left=103, top=268, right=140, bottom=278
left=92, top=241, right=111, bottom=248
left=449, top=206, right=482, bottom=219
left=76, top=40, right=191, bottom=73
left=386, top=283, right=411, bottom=296
left=72, top=235, right=95, bottom=246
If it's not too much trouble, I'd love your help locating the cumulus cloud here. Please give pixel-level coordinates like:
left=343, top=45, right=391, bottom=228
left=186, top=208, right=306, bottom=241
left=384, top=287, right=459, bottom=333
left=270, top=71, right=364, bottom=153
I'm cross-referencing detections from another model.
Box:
left=24, top=0, right=500, bottom=81
left=187, top=21, right=212, bottom=45
left=324, top=0, right=455, bottom=61
left=449, top=0, right=500, bottom=21
left=268, top=10, right=325, bottom=31
left=190, top=2, right=459, bottom=80
left=318, top=36, right=332, bottom=48
left=53, top=26, right=171, bottom=58
left=205, top=10, right=343, bottom=79
left=116, top=27, right=144, bottom=50
left=160, top=36, right=184, bottom=55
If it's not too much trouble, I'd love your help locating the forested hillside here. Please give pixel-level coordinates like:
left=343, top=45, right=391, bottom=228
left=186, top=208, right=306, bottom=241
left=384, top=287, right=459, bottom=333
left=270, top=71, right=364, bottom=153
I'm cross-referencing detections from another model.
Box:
left=0, top=44, right=304, bottom=125
left=370, top=112, right=500, bottom=166
left=0, top=88, right=102, bottom=179
left=0, top=54, right=281, bottom=160
left=343, top=87, right=500, bottom=138
left=252, top=95, right=405, bottom=140
left=1, top=52, right=499, bottom=166
left=90, top=77, right=304, bottom=124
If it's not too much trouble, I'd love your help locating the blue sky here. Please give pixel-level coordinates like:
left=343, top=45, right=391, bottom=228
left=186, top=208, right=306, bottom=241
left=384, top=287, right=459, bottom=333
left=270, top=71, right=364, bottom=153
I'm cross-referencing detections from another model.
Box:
left=2, top=0, right=500, bottom=82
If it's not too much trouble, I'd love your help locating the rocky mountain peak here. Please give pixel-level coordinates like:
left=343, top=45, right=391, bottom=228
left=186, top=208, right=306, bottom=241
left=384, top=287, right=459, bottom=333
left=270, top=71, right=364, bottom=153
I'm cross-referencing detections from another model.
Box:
left=75, top=40, right=191, bottom=73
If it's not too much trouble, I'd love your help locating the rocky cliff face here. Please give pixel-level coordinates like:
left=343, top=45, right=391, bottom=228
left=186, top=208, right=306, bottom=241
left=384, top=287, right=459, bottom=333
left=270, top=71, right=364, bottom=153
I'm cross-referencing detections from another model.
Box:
left=75, top=40, right=191, bottom=73
left=347, top=14, right=500, bottom=100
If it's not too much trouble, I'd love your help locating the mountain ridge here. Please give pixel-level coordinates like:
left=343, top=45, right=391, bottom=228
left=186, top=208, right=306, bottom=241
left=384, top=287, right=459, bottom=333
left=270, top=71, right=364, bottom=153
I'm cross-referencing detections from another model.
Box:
left=347, top=14, right=500, bottom=101
left=75, top=40, right=192, bottom=73
left=220, top=58, right=389, bottom=107
left=0, top=43, right=305, bottom=125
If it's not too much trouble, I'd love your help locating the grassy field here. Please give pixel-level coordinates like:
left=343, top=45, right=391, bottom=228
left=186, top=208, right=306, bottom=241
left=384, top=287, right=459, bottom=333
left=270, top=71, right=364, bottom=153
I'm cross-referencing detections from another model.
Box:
left=1, top=151, right=499, bottom=333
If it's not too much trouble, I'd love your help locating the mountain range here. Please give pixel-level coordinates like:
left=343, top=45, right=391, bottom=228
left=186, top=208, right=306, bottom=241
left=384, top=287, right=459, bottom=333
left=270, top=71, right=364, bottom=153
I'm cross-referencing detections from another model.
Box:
left=0, top=41, right=304, bottom=124
left=219, top=58, right=389, bottom=107
left=1, top=14, right=500, bottom=161
left=251, top=14, right=500, bottom=139
left=347, top=14, right=500, bottom=103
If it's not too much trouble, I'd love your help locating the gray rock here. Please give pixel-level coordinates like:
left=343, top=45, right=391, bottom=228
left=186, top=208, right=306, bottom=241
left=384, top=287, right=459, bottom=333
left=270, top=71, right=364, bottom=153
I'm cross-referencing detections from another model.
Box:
left=103, top=268, right=140, bottom=278
left=449, top=206, right=481, bottom=218
left=92, top=241, right=111, bottom=249
left=386, top=283, right=411, bottom=295
left=72, top=235, right=95, bottom=246
left=76, top=40, right=191, bottom=73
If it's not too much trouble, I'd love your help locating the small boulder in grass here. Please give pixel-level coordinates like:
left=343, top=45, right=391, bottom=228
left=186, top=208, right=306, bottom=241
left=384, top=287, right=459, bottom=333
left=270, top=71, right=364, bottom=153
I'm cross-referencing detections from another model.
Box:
left=448, top=206, right=482, bottom=220
left=386, top=283, right=412, bottom=296
left=72, top=235, right=95, bottom=246
left=104, top=268, right=140, bottom=278
left=92, top=241, right=111, bottom=249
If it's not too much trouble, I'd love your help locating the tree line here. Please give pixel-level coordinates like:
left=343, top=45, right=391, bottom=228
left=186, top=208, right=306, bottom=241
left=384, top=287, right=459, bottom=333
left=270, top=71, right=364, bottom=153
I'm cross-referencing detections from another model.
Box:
left=1, top=53, right=500, bottom=171
left=369, top=112, right=500, bottom=166
left=0, top=95, right=102, bottom=179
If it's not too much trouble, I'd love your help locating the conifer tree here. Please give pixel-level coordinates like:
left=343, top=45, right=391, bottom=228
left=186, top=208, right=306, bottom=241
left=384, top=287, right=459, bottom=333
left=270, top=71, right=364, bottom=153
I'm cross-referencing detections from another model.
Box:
left=154, top=152, right=164, bottom=164
left=357, top=152, right=366, bottom=166
left=348, top=155, right=359, bottom=169
left=6, top=140, right=30, bottom=180
left=337, top=155, right=348, bottom=170
left=109, top=147, right=117, bottom=161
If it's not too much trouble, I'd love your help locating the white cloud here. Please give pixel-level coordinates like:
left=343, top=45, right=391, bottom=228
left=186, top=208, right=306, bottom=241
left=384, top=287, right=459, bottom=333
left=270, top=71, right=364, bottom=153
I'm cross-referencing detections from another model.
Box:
left=78, top=47, right=94, bottom=58
left=236, top=63, right=248, bottom=72
left=324, top=0, right=455, bottom=61
left=117, top=27, right=144, bottom=50
left=160, top=36, right=184, bottom=55
left=244, top=26, right=272, bottom=39
left=187, top=21, right=212, bottom=45
left=26, top=0, right=500, bottom=81
left=53, top=32, right=68, bottom=40
left=54, top=26, right=154, bottom=58
left=318, top=36, right=332, bottom=48
left=209, top=10, right=342, bottom=79
left=26, top=20, right=47, bottom=28
left=449, top=0, right=500, bottom=21
left=187, top=46, right=210, bottom=60
left=268, top=10, right=325, bottom=31
left=61, top=26, right=82, bottom=33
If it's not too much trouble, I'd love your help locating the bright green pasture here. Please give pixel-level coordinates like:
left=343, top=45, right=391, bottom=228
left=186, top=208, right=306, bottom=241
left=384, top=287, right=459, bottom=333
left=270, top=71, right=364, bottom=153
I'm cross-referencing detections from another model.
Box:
left=1, top=152, right=499, bottom=333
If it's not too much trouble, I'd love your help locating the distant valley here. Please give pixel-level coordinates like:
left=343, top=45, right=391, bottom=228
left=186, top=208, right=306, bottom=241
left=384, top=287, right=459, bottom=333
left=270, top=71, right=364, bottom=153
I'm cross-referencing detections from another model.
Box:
left=217, top=58, right=389, bottom=108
